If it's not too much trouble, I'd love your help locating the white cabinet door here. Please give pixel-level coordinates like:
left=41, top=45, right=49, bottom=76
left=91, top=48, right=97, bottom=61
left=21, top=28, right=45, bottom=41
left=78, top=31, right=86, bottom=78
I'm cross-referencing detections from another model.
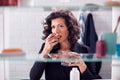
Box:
left=0, top=8, right=3, bottom=52
left=0, top=9, right=4, bottom=80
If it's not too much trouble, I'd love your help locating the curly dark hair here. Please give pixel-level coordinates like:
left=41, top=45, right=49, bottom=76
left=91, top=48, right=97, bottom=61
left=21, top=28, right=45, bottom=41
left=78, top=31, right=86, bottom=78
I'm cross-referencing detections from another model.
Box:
left=42, top=9, right=80, bottom=46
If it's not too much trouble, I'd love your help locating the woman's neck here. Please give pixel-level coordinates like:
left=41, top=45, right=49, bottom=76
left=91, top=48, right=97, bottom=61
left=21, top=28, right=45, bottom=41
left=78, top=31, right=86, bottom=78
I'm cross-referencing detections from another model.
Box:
left=60, top=41, right=71, bottom=51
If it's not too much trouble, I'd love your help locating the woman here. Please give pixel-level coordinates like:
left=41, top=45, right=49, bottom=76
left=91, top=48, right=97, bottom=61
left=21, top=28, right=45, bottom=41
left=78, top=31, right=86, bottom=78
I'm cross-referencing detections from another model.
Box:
left=30, top=9, right=101, bottom=80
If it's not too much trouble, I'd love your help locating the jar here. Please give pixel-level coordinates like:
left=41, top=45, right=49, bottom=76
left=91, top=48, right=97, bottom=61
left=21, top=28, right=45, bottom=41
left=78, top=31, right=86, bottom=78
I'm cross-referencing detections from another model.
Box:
left=3, top=0, right=18, bottom=6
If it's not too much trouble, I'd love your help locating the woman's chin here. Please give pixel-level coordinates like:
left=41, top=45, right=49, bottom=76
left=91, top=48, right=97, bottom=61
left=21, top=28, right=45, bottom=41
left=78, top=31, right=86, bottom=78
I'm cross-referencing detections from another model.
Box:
left=58, top=40, right=62, bottom=43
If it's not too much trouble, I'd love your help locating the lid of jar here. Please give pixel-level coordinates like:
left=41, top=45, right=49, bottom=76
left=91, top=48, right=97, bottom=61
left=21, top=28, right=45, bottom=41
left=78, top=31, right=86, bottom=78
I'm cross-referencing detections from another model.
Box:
left=104, top=1, right=120, bottom=6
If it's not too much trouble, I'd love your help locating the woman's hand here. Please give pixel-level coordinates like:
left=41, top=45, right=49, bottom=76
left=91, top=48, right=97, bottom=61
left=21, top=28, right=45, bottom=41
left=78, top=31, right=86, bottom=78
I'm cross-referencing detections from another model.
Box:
left=67, top=52, right=87, bottom=73
left=68, top=61, right=87, bottom=73
left=41, top=33, right=60, bottom=58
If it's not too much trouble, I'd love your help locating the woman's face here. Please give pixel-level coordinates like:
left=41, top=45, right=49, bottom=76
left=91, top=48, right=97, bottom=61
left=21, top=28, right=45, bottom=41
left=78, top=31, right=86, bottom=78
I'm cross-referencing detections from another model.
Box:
left=51, top=17, right=69, bottom=43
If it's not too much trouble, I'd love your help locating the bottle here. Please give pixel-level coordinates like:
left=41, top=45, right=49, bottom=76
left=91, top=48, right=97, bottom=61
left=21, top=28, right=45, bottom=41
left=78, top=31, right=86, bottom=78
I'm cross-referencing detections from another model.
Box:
left=0, top=0, right=3, bottom=6
left=70, top=68, right=80, bottom=80
left=3, top=0, right=18, bottom=6
left=18, top=0, right=34, bottom=6
left=9, top=0, right=18, bottom=6
left=96, top=34, right=106, bottom=58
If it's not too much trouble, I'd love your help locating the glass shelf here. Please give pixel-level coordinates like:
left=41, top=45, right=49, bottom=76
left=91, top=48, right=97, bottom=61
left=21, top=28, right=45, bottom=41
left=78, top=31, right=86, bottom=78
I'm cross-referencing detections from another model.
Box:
left=0, top=0, right=120, bottom=11
left=0, top=53, right=119, bottom=62
left=0, top=5, right=113, bottom=10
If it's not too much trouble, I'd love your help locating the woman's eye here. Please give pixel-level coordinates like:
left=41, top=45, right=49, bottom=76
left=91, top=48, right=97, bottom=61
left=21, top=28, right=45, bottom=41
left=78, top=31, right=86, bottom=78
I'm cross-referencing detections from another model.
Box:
left=51, top=26, right=55, bottom=29
left=59, top=25, right=64, bottom=28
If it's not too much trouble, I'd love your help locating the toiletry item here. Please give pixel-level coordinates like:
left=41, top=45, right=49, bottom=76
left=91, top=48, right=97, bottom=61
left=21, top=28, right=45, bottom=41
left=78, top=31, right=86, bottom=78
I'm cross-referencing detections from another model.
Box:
left=0, top=0, right=3, bottom=5
left=18, top=0, right=34, bottom=6
left=104, top=1, right=120, bottom=6
left=2, top=0, right=18, bottom=6
left=96, top=35, right=106, bottom=58
left=116, top=44, right=120, bottom=57
left=102, top=32, right=117, bottom=55
left=113, top=16, right=120, bottom=32
left=2, top=48, right=23, bottom=53
left=70, top=68, right=80, bottom=80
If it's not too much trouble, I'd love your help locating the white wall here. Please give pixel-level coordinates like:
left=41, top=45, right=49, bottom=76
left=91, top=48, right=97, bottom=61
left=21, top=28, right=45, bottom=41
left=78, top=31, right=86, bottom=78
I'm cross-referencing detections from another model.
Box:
left=73, top=10, right=112, bottom=36
left=112, top=7, right=120, bottom=43
left=6, top=8, right=50, bottom=80
left=5, top=8, right=47, bottom=54
left=34, top=0, right=111, bottom=6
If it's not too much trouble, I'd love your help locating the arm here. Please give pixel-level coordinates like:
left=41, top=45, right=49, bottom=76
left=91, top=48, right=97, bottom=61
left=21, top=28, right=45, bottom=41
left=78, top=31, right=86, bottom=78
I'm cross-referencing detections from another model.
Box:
left=82, top=62, right=102, bottom=80
left=68, top=60, right=96, bottom=80
left=30, top=62, right=46, bottom=80
left=30, top=44, right=46, bottom=80
left=30, top=33, right=59, bottom=80
left=40, top=33, right=59, bottom=58
left=69, top=43, right=101, bottom=80
left=79, top=45, right=102, bottom=80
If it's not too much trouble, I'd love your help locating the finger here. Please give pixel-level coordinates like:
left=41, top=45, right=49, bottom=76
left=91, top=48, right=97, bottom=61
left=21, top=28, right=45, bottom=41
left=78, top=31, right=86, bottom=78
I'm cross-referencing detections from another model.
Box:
left=47, top=54, right=52, bottom=58
left=45, top=34, right=55, bottom=42
left=47, top=35, right=59, bottom=43
left=68, top=62, right=83, bottom=66
left=51, top=41, right=58, bottom=46
left=68, top=62, right=76, bottom=66
left=54, top=34, right=61, bottom=39
left=70, top=52, right=80, bottom=56
left=48, top=33, right=61, bottom=40
left=47, top=33, right=56, bottom=40
left=49, top=38, right=58, bottom=44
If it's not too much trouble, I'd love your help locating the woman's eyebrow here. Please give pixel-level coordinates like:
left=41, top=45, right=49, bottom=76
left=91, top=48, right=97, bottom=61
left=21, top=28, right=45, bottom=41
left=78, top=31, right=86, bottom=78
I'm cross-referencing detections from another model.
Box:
left=51, top=25, right=54, bottom=28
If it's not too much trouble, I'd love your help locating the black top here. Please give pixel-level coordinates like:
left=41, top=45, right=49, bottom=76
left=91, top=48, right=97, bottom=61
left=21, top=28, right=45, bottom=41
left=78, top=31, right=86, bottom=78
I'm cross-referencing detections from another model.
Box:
left=30, top=42, right=101, bottom=80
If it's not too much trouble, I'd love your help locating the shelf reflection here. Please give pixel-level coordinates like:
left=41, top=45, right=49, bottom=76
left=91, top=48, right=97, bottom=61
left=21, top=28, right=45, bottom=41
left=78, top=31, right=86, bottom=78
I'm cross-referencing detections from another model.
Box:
left=0, top=52, right=117, bottom=62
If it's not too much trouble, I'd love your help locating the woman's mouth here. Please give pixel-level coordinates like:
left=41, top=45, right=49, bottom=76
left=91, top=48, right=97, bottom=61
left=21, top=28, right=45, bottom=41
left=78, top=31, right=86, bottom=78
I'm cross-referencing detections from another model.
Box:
left=55, top=34, right=62, bottom=41
left=57, top=35, right=62, bottom=40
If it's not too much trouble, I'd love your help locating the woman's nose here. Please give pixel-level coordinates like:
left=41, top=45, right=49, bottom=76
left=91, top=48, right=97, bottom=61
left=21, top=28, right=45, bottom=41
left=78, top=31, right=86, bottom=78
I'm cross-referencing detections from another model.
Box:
left=54, top=27, right=60, bottom=33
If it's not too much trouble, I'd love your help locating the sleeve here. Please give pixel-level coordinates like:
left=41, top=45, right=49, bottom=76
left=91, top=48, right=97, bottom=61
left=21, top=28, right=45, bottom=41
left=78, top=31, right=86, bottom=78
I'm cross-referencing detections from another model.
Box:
left=79, top=44, right=102, bottom=80
left=82, top=62, right=102, bottom=80
left=30, top=43, right=46, bottom=80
